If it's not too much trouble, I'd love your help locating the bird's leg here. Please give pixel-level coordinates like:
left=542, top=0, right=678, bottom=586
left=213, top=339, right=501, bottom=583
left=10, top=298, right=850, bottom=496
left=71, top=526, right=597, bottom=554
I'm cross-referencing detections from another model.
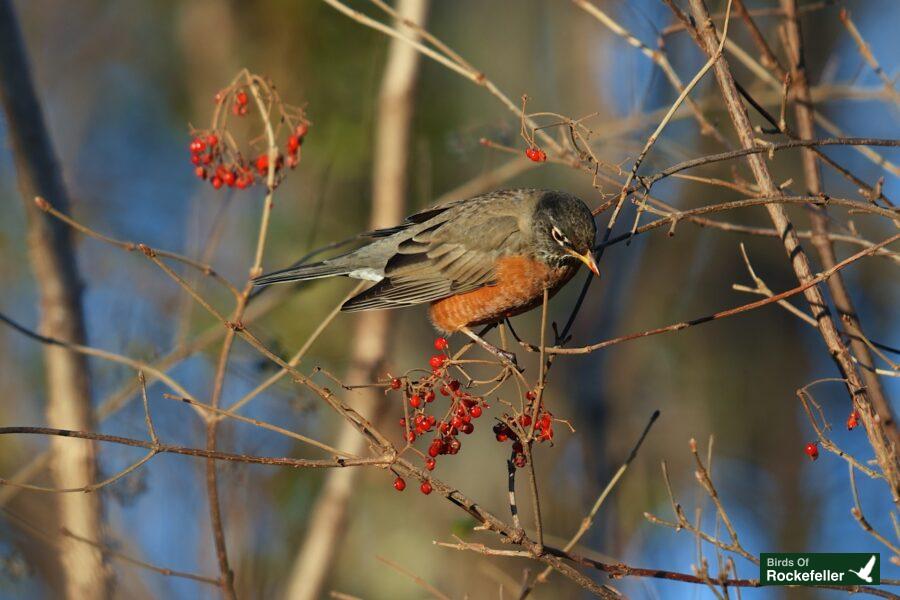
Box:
left=459, top=326, right=522, bottom=372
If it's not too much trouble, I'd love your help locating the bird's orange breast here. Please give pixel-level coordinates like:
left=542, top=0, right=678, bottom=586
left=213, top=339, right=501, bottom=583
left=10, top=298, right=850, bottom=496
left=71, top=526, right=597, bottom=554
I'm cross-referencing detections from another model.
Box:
left=428, top=255, right=576, bottom=333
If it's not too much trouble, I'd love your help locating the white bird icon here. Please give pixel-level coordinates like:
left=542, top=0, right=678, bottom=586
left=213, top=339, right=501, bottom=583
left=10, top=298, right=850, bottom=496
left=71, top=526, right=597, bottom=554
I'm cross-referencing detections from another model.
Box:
left=848, top=555, right=877, bottom=583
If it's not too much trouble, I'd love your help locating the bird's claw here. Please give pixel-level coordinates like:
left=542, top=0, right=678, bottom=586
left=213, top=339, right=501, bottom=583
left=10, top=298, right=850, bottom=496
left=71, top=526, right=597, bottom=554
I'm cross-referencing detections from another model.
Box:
left=498, top=349, right=523, bottom=373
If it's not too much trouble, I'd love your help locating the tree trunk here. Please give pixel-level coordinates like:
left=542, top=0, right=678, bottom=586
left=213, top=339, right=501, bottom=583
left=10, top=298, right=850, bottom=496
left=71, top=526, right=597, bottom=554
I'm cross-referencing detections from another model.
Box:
left=282, top=1, right=428, bottom=597
left=0, top=1, right=109, bottom=598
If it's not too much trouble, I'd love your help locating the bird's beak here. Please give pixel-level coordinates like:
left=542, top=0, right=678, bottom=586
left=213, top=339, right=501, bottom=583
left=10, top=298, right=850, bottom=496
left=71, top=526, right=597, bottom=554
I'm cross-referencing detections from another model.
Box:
left=569, top=249, right=600, bottom=277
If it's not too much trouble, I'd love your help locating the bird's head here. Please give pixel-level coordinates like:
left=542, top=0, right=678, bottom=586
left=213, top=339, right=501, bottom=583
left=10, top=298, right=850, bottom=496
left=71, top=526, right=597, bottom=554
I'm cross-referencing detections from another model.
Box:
left=533, top=191, right=599, bottom=276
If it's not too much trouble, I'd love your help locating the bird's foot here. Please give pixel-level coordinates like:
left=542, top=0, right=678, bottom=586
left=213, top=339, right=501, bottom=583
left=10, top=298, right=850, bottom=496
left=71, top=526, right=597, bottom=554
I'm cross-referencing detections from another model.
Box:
left=486, top=345, right=523, bottom=373
left=497, top=349, right=523, bottom=373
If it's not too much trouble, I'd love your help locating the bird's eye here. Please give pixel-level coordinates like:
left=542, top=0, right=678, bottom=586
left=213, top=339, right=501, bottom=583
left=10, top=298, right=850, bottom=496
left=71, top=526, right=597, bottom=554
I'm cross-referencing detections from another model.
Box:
left=551, top=226, right=569, bottom=246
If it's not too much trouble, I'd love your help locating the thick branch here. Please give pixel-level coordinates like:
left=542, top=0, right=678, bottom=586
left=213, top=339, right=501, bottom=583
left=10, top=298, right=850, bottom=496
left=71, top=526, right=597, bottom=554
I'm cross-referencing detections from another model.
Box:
left=779, top=0, right=895, bottom=483
left=0, top=1, right=109, bottom=596
left=685, top=0, right=900, bottom=504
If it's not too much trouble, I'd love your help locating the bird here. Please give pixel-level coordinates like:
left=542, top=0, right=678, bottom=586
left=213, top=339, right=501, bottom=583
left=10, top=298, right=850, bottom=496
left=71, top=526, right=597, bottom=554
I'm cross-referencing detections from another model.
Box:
left=252, top=188, right=600, bottom=364
left=848, top=555, right=877, bottom=583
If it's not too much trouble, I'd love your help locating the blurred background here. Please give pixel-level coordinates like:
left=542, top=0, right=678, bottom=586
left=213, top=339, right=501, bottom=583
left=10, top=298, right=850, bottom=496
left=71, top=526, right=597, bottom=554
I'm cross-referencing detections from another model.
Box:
left=0, top=0, right=897, bottom=598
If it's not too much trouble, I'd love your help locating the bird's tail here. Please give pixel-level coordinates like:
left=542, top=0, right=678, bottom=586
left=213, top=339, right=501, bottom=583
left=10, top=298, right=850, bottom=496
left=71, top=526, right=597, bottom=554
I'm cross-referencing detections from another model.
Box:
left=252, top=260, right=350, bottom=286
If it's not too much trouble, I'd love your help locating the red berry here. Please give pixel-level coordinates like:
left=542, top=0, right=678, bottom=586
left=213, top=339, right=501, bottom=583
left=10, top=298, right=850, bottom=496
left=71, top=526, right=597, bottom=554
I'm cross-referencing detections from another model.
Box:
left=295, top=122, right=309, bottom=138
left=410, top=395, right=421, bottom=408
left=390, top=378, right=402, bottom=390
left=804, top=442, right=819, bottom=460
left=429, top=354, right=445, bottom=369
left=428, top=440, right=442, bottom=457
left=434, top=337, right=449, bottom=351
left=525, top=391, right=536, bottom=401
left=190, top=154, right=201, bottom=166
left=460, top=422, right=474, bottom=434
left=448, top=380, right=460, bottom=392
left=425, top=458, right=436, bottom=470
left=211, top=176, right=223, bottom=189
left=525, top=147, right=547, bottom=162
left=519, top=414, right=532, bottom=427
left=195, top=167, right=207, bottom=180
left=420, top=481, right=432, bottom=495
left=255, top=154, right=269, bottom=175
left=189, top=139, right=205, bottom=154
left=514, top=453, right=527, bottom=468
left=287, top=135, right=301, bottom=153
left=393, top=477, right=406, bottom=491
left=424, top=390, right=435, bottom=403
left=399, top=418, right=406, bottom=427
left=223, top=170, right=236, bottom=187
left=847, top=410, right=860, bottom=430
left=406, top=431, right=416, bottom=443
left=206, top=134, right=218, bottom=147
left=236, top=91, right=249, bottom=106
left=470, top=405, right=483, bottom=418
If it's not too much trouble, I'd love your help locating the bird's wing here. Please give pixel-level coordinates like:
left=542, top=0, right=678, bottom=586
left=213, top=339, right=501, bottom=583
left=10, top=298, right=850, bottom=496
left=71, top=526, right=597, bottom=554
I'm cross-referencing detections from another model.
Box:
left=861, top=555, right=876, bottom=576
left=361, top=197, right=470, bottom=239
left=341, top=208, right=524, bottom=311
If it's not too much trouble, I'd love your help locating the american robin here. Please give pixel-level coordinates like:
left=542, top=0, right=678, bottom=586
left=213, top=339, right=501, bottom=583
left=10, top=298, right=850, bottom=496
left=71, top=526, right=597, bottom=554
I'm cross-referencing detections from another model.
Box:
left=253, top=188, right=599, bottom=363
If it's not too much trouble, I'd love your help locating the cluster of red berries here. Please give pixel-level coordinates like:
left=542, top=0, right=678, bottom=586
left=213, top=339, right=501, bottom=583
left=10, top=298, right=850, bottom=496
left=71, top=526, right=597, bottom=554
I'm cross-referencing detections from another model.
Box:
left=190, top=78, right=310, bottom=192
left=388, top=338, right=563, bottom=492
left=846, top=410, right=860, bottom=430
left=804, top=442, right=819, bottom=461
left=492, top=391, right=554, bottom=468
left=391, top=337, right=490, bottom=494
left=231, top=90, right=250, bottom=116
left=190, top=122, right=309, bottom=191
left=190, top=133, right=257, bottom=190
left=525, top=147, right=547, bottom=162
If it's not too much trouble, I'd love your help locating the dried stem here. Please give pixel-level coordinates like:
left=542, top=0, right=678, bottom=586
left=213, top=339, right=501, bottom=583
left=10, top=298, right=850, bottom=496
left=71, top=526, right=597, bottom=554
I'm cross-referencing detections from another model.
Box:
left=522, top=410, right=660, bottom=598
left=535, top=232, right=900, bottom=354
left=685, top=0, right=900, bottom=503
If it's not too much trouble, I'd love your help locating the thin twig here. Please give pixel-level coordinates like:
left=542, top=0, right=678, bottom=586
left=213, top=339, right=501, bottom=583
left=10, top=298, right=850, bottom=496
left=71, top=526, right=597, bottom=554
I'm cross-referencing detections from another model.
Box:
left=838, top=8, right=900, bottom=104
left=522, top=410, right=660, bottom=597
left=538, top=233, right=900, bottom=354
left=376, top=555, right=452, bottom=600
